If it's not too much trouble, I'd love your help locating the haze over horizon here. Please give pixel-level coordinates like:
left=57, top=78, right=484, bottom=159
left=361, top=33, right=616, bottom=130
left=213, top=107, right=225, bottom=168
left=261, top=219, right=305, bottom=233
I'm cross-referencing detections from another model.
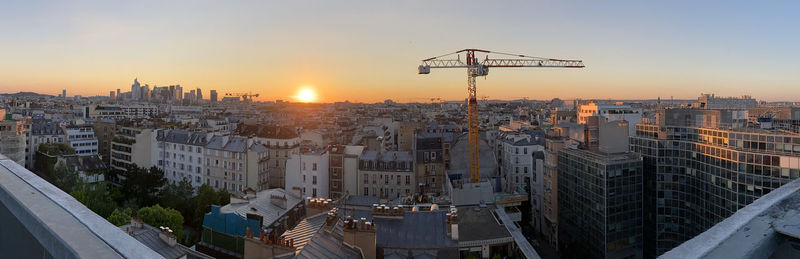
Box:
left=1, top=1, right=799, bottom=102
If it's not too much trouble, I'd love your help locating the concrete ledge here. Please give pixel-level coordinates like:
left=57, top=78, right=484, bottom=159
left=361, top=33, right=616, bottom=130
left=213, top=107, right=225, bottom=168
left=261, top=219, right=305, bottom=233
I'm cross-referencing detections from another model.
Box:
left=0, top=156, right=163, bottom=258
left=660, top=178, right=800, bottom=259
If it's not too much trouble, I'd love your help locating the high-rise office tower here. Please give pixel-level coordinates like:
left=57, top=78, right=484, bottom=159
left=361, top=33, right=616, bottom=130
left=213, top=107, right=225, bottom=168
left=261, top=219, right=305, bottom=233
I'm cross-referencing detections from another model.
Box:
left=210, top=90, right=218, bottom=102
left=116, top=89, right=120, bottom=99
left=629, top=108, right=800, bottom=257
left=62, top=89, right=66, bottom=99
left=558, top=149, right=643, bottom=259
left=110, top=91, right=115, bottom=99
left=131, top=78, right=141, bottom=100
left=175, top=85, right=183, bottom=100
left=196, top=88, right=202, bottom=100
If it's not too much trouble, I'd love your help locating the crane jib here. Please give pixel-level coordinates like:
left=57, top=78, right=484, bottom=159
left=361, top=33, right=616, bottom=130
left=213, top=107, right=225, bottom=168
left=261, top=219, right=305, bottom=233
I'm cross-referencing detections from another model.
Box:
left=417, top=49, right=584, bottom=183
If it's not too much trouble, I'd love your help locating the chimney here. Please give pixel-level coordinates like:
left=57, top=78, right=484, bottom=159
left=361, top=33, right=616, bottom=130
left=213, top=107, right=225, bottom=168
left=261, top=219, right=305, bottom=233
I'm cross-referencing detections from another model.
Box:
left=372, top=204, right=403, bottom=219
left=270, top=193, right=287, bottom=209
left=446, top=206, right=459, bottom=241
left=323, top=208, right=340, bottom=232
left=306, top=197, right=333, bottom=216
left=131, top=216, right=143, bottom=229
left=158, top=226, right=177, bottom=247
left=343, top=216, right=377, bottom=259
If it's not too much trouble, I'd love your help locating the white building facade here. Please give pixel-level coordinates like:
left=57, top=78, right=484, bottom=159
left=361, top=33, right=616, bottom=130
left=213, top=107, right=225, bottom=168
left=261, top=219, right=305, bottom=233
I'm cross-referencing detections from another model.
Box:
left=577, top=102, right=642, bottom=135
left=285, top=150, right=330, bottom=199
left=64, top=125, right=99, bottom=156
left=155, top=130, right=209, bottom=188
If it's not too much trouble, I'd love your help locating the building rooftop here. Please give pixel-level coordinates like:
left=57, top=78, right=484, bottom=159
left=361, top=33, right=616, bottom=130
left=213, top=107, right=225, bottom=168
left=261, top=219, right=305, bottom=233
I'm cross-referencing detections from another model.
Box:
left=220, top=188, right=303, bottom=229
left=457, top=206, right=512, bottom=243
left=280, top=212, right=329, bottom=253
left=292, top=223, right=360, bottom=259
left=235, top=123, right=299, bottom=139
left=120, top=222, right=213, bottom=259
left=157, top=129, right=209, bottom=146
left=560, top=148, right=641, bottom=165
left=374, top=211, right=458, bottom=250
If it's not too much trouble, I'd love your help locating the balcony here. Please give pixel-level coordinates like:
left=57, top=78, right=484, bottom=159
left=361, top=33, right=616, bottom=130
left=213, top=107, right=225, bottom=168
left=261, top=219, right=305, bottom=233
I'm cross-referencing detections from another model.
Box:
left=0, top=154, right=162, bottom=258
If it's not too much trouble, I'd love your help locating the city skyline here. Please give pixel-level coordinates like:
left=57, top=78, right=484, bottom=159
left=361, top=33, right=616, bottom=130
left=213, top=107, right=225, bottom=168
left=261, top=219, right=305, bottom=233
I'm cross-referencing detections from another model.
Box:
left=1, top=1, right=799, bottom=102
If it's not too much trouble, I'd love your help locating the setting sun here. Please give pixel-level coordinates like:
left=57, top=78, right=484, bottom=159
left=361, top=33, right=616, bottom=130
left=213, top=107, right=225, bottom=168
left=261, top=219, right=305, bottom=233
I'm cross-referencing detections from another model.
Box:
left=297, top=89, right=316, bottom=103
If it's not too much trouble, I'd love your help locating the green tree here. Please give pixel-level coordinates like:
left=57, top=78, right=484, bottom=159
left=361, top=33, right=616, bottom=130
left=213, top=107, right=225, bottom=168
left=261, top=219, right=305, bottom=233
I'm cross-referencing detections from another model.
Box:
left=137, top=204, right=185, bottom=242
left=48, top=165, right=81, bottom=193
left=107, top=208, right=133, bottom=226
left=70, top=181, right=118, bottom=218
left=120, top=166, right=167, bottom=207
left=187, top=184, right=230, bottom=229
left=160, top=178, right=195, bottom=215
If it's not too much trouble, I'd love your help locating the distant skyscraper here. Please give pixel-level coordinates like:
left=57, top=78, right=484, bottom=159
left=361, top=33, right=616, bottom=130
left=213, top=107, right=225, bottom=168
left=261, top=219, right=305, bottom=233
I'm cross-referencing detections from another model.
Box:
left=175, top=85, right=183, bottom=100
left=168, top=85, right=175, bottom=100
left=210, top=90, right=218, bottom=102
left=131, top=78, right=141, bottom=100
left=116, top=89, right=120, bottom=99
left=196, top=88, right=202, bottom=100
left=110, top=91, right=115, bottom=99
left=141, top=85, right=150, bottom=101
left=62, top=89, right=66, bottom=99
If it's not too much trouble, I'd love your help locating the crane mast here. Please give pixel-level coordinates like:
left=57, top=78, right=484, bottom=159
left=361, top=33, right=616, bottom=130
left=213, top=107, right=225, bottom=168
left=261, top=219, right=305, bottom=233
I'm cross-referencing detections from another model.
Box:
left=419, top=49, right=584, bottom=183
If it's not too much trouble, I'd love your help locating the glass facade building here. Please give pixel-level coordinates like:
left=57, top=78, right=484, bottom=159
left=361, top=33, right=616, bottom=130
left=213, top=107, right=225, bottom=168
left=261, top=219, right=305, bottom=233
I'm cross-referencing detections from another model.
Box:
left=558, top=148, right=643, bottom=259
left=630, top=113, right=800, bottom=257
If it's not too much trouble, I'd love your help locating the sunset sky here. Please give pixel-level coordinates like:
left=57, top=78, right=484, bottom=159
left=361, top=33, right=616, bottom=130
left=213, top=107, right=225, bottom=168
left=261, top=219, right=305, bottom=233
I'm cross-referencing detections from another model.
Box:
left=1, top=1, right=798, bottom=102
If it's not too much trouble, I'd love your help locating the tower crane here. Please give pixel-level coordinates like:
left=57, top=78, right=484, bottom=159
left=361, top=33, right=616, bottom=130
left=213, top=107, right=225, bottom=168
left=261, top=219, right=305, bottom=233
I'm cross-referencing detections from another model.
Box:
left=418, top=49, right=584, bottom=183
left=225, top=92, right=260, bottom=114
left=225, top=92, right=260, bottom=102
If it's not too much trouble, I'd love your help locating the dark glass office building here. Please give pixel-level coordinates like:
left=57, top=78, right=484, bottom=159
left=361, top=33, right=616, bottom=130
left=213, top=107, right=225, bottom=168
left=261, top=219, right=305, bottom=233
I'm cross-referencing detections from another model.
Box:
left=629, top=109, right=800, bottom=257
left=558, top=148, right=643, bottom=259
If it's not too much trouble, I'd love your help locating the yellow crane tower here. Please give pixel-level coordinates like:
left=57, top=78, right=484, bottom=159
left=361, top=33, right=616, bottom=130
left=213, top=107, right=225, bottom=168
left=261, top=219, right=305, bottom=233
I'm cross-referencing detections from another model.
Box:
left=418, top=49, right=584, bottom=183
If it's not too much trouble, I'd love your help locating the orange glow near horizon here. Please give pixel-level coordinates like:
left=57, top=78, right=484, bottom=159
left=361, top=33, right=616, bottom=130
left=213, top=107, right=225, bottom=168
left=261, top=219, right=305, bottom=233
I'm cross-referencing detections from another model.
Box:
left=296, top=88, right=316, bottom=103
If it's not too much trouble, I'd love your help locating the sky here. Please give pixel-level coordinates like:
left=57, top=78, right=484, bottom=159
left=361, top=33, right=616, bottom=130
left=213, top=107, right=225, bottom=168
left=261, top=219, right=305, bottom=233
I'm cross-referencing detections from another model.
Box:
left=0, top=1, right=799, bottom=102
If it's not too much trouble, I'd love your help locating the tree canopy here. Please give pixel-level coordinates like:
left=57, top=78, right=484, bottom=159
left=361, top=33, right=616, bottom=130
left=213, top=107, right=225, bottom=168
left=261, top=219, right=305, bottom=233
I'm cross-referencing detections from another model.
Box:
left=138, top=204, right=185, bottom=242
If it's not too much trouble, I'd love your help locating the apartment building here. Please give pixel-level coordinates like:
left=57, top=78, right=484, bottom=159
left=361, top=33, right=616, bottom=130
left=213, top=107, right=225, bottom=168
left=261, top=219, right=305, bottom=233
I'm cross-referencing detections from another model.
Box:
left=84, top=104, right=158, bottom=120
left=578, top=102, right=642, bottom=135
left=342, top=145, right=365, bottom=198
left=413, top=132, right=446, bottom=194
left=92, top=119, right=116, bottom=164
left=358, top=151, right=415, bottom=199
left=63, top=125, right=99, bottom=156
left=499, top=131, right=544, bottom=193
left=235, top=123, right=299, bottom=190
left=155, top=129, right=209, bottom=187
left=26, top=120, right=65, bottom=169
left=203, top=135, right=268, bottom=193
left=110, top=126, right=155, bottom=172
left=0, top=119, right=26, bottom=165
left=328, top=145, right=345, bottom=199
left=285, top=149, right=329, bottom=198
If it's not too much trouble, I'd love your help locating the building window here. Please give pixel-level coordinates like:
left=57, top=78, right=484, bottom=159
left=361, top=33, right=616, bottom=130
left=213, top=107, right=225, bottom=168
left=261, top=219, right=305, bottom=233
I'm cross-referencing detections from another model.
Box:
left=364, top=187, right=369, bottom=196
left=312, top=188, right=317, bottom=197
left=313, top=175, right=317, bottom=184
left=312, top=163, right=317, bottom=171
left=363, top=174, right=368, bottom=184
left=303, top=175, right=306, bottom=183
left=405, top=175, right=410, bottom=185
